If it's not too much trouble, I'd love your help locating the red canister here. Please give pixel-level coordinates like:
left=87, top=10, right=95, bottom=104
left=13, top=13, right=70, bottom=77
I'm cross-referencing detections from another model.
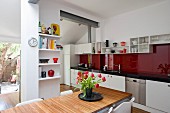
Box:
left=120, top=42, right=126, bottom=46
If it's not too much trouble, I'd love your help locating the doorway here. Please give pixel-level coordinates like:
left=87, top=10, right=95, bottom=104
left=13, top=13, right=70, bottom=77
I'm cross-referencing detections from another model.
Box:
left=0, top=42, right=20, bottom=110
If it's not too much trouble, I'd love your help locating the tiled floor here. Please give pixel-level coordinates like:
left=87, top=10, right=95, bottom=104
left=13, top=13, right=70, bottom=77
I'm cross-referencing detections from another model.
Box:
left=60, top=84, right=150, bottom=113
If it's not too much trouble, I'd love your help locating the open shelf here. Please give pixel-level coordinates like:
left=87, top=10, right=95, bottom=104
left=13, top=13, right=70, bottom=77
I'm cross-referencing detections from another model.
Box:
left=39, top=49, right=61, bottom=52
left=39, top=63, right=61, bottom=66
left=39, top=33, right=61, bottom=39
left=39, top=76, right=61, bottom=81
left=102, top=46, right=129, bottom=49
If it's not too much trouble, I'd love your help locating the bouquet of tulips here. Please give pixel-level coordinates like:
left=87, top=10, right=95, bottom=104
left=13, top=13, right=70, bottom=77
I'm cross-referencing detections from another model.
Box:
left=76, top=71, right=106, bottom=97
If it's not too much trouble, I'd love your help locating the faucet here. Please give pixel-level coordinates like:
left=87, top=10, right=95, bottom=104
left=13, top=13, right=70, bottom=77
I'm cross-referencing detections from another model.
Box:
left=113, top=64, right=121, bottom=73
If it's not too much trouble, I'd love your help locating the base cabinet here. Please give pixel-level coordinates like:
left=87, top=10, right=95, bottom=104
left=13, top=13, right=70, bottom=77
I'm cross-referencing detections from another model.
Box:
left=64, top=55, right=71, bottom=85
left=71, top=69, right=79, bottom=87
left=107, top=75, right=125, bottom=92
left=96, top=73, right=125, bottom=92
left=146, top=80, right=170, bottom=113
left=70, top=70, right=125, bottom=92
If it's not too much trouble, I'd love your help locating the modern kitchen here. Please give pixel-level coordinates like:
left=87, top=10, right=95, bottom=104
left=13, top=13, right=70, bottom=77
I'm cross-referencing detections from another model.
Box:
left=63, top=35, right=170, bottom=113
left=61, top=0, right=170, bottom=113
left=0, top=0, right=170, bottom=113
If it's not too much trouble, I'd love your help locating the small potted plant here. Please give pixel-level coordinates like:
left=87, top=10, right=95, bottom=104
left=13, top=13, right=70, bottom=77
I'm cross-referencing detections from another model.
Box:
left=76, top=71, right=106, bottom=99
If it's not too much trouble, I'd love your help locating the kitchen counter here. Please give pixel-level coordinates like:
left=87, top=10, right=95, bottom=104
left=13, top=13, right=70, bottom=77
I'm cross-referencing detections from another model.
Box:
left=71, top=66, right=170, bottom=83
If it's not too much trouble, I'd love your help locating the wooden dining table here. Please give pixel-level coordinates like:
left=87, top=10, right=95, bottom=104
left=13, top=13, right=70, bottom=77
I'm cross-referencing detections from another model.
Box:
left=1, top=87, right=132, bottom=113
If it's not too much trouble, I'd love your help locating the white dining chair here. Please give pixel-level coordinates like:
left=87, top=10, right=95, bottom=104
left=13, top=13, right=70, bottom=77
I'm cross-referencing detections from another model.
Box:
left=108, top=97, right=135, bottom=113
left=16, top=98, right=43, bottom=107
left=60, top=90, right=73, bottom=96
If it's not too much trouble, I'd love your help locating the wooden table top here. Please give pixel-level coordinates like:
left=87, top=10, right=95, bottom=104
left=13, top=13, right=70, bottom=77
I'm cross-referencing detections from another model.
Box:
left=1, top=87, right=132, bottom=113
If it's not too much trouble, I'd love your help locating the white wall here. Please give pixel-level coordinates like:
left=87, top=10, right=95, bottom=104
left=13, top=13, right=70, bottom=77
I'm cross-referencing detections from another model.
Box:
left=76, top=27, right=96, bottom=44
left=21, top=0, right=39, bottom=101
left=101, top=0, right=170, bottom=44
left=60, top=20, right=88, bottom=45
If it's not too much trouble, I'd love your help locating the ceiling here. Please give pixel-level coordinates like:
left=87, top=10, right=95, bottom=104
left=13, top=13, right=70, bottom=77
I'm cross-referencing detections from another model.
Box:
left=0, top=0, right=21, bottom=40
left=55, top=0, right=166, bottom=18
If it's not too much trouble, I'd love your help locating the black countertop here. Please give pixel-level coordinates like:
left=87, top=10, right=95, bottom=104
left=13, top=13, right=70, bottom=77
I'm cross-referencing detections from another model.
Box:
left=71, top=66, right=170, bottom=83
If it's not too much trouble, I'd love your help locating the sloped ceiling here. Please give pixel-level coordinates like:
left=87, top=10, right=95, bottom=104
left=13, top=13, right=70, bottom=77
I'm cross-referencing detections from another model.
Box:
left=60, top=19, right=88, bottom=45
left=55, top=0, right=166, bottom=18
left=0, top=0, right=21, bottom=41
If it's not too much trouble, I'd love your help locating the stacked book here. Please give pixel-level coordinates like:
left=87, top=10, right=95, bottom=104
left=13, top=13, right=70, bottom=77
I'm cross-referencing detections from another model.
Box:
left=39, top=37, right=58, bottom=49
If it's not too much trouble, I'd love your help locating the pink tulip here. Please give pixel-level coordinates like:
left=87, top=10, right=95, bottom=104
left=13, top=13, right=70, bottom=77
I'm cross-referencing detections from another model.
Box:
left=102, top=77, right=106, bottom=82
left=98, top=74, right=102, bottom=78
left=91, top=73, right=95, bottom=78
left=84, top=71, right=89, bottom=75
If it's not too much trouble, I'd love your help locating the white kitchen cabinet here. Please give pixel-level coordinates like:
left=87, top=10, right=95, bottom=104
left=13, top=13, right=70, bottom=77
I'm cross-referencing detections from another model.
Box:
left=75, top=45, right=80, bottom=54
left=100, top=73, right=109, bottom=88
left=107, top=75, right=125, bottom=92
left=63, top=45, right=79, bottom=86
left=70, top=69, right=77, bottom=87
left=64, top=55, right=71, bottom=85
left=89, top=72, right=109, bottom=88
left=146, top=80, right=170, bottom=113
left=89, top=73, right=125, bottom=92
left=75, top=43, right=92, bottom=54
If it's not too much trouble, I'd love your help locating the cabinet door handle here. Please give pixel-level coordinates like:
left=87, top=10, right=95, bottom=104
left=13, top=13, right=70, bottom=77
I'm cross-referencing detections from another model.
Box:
left=133, top=80, right=137, bottom=82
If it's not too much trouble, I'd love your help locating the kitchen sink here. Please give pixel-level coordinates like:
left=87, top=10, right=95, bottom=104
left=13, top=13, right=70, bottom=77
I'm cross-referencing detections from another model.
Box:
left=77, top=67, right=92, bottom=70
left=101, top=70, right=120, bottom=74
left=107, top=70, right=120, bottom=73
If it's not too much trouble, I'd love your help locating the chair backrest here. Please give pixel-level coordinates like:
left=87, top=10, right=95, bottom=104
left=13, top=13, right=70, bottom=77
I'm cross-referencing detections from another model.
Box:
left=60, top=90, right=73, bottom=96
left=16, top=98, right=43, bottom=107
left=108, top=97, right=135, bottom=113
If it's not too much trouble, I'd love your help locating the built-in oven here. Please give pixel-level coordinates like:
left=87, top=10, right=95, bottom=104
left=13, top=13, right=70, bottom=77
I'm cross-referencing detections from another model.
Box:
left=125, top=77, right=146, bottom=105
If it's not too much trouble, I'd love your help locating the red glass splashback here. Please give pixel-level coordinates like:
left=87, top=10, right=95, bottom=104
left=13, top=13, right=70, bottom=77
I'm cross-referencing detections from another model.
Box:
left=79, top=44, right=170, bottom=75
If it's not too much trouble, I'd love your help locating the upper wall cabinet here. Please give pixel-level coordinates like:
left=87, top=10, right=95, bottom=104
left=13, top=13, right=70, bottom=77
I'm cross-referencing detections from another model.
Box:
left=75, top=43, right=92, bottom=54
left=150, top=34, right=170, bottom=45
left=129, top=34, right=170, bottom=53
left=130, top=36, right=152, bottom=53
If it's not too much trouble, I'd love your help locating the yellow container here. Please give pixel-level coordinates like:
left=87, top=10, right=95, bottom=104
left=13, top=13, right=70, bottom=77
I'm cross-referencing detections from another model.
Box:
left=51, top=23, right=60, bottom=36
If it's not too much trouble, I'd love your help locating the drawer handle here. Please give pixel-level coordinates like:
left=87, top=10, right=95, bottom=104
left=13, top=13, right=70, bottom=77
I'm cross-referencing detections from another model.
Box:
left=133, top=80, right=137, bottom=82
left=168, top=85, right=170, bottom=87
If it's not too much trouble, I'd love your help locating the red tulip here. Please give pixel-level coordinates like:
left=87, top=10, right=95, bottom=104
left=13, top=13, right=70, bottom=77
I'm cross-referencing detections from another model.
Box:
left=76, top=81, right=79, bottom=84
left=102, top=77, right=106, bottom=82
left=95, top=84, right=99, bottom=88
left=98, top=74, right=102, bottom=78
left=91, top=73, right=95, bottom=78
left=84, top=74, right=88, bottom=79
left=78, top=72, right=82, bottom=76
left=84, top=71, right=89, bottom=75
